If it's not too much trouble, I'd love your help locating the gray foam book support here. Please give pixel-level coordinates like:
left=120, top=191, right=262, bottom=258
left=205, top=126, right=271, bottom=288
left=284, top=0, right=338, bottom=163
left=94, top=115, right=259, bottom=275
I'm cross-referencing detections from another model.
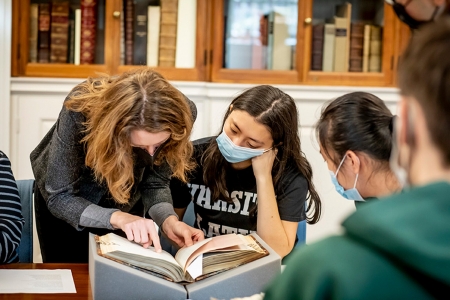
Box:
left=89, top=233, right=281, bottom=300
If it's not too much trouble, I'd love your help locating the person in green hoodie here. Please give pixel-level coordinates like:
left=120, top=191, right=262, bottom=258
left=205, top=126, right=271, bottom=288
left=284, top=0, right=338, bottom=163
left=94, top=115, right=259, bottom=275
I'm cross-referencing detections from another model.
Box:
left=263, top=18, right=450, bottom=299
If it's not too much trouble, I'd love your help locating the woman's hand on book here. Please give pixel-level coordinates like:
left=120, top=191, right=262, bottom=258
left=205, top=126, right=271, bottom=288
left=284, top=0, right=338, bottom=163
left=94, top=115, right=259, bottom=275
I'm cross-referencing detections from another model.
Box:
left=162, top=215, right=205, bottom=247
left=110, top=211, right=162, bottom=252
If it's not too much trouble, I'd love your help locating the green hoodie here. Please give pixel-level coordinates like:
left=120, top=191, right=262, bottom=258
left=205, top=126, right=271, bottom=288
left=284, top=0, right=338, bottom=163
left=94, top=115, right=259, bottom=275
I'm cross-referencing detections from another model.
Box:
left=264, top=181, right=450, bottom=299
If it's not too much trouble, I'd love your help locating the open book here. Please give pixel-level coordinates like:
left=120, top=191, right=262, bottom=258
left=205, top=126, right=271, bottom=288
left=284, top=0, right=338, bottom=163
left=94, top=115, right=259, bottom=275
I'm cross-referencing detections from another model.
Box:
left=95, top=233, right=269, bottom=283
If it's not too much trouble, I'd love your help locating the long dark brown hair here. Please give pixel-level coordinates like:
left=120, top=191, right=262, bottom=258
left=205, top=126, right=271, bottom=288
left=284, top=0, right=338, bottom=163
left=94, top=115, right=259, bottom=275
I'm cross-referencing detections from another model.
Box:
left=201, top=85, right=321, bottom=224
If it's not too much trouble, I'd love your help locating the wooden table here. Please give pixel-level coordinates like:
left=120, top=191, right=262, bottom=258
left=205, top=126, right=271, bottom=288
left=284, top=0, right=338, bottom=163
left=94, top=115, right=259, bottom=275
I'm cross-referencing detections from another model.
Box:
left=0, top=264, right=92, bottom=300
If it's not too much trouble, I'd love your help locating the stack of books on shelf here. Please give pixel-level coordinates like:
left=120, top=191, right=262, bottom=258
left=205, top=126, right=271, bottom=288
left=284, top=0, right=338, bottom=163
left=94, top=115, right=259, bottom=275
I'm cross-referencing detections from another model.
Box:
left=123, top=0, right=197, bottom=68
left=310, top=2, right=382, bottom=73
left=29, top=0, right=105, bottom=65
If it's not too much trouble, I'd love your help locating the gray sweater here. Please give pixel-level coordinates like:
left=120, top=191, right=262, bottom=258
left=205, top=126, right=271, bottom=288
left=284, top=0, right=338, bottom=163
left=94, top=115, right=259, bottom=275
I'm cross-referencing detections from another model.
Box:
left=30, top=85, right=197, bottom=231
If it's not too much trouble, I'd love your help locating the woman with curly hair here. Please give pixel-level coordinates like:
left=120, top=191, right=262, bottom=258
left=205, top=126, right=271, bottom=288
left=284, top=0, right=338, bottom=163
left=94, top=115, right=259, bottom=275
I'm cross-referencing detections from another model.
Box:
left=31, top=68, right=203, bottom=262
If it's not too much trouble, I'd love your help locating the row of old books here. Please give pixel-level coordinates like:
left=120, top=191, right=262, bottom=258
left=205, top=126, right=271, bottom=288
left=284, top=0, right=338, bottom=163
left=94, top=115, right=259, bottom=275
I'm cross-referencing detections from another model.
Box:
left=122, top=0, right=196, bottom=68
left=311, top=2, right=382, bottom=73
left=29, top=0, right=105, bottom=65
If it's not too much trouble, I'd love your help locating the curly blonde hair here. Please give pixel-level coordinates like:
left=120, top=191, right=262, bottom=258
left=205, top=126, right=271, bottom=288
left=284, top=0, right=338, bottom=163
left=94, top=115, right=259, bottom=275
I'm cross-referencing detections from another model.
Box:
left=65, top=68, right=195, bottom=204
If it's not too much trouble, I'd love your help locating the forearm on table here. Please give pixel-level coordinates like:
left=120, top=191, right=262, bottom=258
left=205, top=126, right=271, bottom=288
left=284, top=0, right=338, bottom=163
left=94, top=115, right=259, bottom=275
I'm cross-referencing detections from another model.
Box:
left=256, top=177, right=292, bottom=257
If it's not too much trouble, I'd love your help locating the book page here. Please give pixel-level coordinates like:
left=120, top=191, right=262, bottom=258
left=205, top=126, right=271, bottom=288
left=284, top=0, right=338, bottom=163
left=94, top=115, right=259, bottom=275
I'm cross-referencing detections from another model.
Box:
left=173, top=237, right=212, bottom=269
left=98, top=233, right=180, bottom=267
left=175, top=234, right=256, bottom=272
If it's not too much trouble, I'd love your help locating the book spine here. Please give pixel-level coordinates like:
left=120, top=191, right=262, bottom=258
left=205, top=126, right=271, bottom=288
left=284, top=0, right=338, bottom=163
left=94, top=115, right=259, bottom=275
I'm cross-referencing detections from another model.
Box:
left=158, top=0, right=178, bottom=67
left=369, top=25, right=382, bottom=72
left=95, top=0, right=105, bottom=64
left=50, top=1, right=70, bottom=63
left=349, top=23, right=364, bottom=72
left=362, top=24, right=371, bottom=72
left=147, top=5, right=161, bottom=67
left=335, top=3, right=352, bottom=72
left=29, top=4, right=39, bottom=63
left=333, top=17, right=348, bottom=72
left=259, top=14, right=268, bottom=69
left=322, top=23, right=335, bottom=72
left=266, top=11, right=274, bottom=70
left=272, top=12, right=292, bottom=70
left=175, top=0, right=196, bottom=68
left=38, top=3, right=51, bottom=63
left=311, top=23, right=324, bottom=71
left=133, top=0, right=150, bottom=65
left=74, top=9, right=81, bottom=65
left=125, top=0, right=134, bottom=65
left=120, top=9, right=125, bottom=65
left=67, top=7, right=75, bottom=64
left=80, top=0, right=97, bottom=64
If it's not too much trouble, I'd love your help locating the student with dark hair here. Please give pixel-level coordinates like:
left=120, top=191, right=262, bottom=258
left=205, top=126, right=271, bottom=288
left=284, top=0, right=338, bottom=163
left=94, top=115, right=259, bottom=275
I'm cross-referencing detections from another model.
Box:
left=263, top=18, right=450, bottom=299
left=0, top=151, right=24, bottom=263
left=316, top=92, right=401, bottom=208
left=171, top=85, right=321, bottom=258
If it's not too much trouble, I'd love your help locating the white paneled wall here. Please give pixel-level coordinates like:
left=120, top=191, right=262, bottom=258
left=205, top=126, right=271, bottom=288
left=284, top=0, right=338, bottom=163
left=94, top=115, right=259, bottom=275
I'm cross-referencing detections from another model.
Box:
left=10, top=78, right=400, bottom=262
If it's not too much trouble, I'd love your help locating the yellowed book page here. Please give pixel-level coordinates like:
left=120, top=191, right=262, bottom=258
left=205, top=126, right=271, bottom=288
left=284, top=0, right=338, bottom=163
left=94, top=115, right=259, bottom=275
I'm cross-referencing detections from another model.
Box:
left=174, top=237, right=213, bottom=270
left=176, top=234, right=259, bottom=273
left=98, top=233, right=180, bottom=267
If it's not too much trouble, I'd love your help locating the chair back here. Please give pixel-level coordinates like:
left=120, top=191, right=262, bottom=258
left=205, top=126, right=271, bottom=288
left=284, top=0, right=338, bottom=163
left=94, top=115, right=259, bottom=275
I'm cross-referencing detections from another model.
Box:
left=296, top=220, right=306, bottom=247
left=16, top=179, right=34, bottom=263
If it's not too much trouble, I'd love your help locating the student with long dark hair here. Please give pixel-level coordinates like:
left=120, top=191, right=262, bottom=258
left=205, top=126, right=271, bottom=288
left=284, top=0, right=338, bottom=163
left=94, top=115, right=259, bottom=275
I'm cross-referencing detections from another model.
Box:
left=171, top=85, right=321, bottom=258
left=316, top=92, right=401, bottom=207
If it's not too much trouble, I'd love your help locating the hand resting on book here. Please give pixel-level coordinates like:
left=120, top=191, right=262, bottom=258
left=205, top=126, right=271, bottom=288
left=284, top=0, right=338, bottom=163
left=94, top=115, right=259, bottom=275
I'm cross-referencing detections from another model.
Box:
left=161, top=215, right=204, bottom=248
left=110, top=211, right=162, bottom=252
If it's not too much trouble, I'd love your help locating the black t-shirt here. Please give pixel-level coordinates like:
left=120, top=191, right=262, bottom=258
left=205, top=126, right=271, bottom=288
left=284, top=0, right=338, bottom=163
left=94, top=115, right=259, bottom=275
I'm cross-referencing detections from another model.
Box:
left=171, top=137, right=308, bottom=239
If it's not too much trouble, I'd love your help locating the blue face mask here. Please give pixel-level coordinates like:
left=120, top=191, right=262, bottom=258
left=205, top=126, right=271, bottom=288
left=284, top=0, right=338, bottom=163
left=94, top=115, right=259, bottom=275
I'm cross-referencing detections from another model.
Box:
left=329, top=155, right=364, bottom=201
left=216, top=130, right=272, bottom=163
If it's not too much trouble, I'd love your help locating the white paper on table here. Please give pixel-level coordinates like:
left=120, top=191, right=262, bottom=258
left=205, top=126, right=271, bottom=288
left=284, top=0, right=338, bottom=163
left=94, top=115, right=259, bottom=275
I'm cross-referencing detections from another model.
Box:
left=0, top=269, right=76, bottom=293
left=186, top=253, right=203, bottom=279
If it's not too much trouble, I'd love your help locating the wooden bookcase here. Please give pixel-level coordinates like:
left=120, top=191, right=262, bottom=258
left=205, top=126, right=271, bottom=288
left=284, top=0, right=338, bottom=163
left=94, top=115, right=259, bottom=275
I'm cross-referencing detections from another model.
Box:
left=11, top=0, right=209, bottom=81
left=210, top=0, right=410, bottom=87
left=12, top=0, right=409, bottom=86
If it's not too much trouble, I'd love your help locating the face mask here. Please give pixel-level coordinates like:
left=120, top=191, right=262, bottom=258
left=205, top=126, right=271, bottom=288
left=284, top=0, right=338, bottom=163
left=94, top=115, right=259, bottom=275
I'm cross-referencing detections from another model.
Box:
left=216, top=130, right=272, bottom=163
left=329, top=155, right=364, bottom=201
left=391, top=0, right=440, bottom=29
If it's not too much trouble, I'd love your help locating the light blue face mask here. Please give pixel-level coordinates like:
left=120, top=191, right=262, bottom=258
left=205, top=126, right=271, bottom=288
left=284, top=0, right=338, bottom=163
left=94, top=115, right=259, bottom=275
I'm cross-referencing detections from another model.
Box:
left=329, top=155, right=364, bottom=201
left=216, top=130, right=272, bottom=163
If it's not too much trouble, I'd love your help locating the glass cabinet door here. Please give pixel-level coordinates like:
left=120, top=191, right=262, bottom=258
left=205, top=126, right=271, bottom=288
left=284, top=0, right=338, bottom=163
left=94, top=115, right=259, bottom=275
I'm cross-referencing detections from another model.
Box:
left=302, top=0, right=397, bottom=86
left=117, top=0, right=208, bottom=81
left=12, top=0, right=208, bottom=80
left=223, top=0, right=298, bottom=71
left=211, top=0, right=399, bottom=86
left=211, top=0, right=301, bottom=84
left=13, top=0, right=109, bottom=78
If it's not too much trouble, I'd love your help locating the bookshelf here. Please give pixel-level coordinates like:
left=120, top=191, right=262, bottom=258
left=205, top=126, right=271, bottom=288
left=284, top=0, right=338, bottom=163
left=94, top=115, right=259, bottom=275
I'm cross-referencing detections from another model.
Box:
left=12, top=0, right=409, bottom=86
left=210, top=0, right=410, bottom=86
left=11, top=0, right=208, bottom=81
